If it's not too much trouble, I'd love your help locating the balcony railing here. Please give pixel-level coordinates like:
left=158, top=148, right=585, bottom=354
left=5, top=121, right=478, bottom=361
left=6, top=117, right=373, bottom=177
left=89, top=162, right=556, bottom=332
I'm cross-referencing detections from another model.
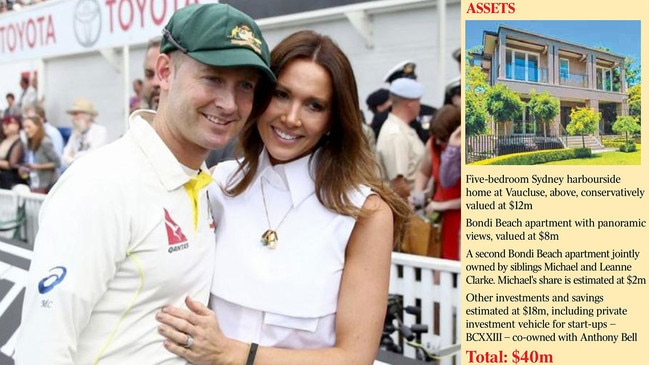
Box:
left=505, top=66, right=549, bottom=83
left=559, top=72, right=588, bottom=88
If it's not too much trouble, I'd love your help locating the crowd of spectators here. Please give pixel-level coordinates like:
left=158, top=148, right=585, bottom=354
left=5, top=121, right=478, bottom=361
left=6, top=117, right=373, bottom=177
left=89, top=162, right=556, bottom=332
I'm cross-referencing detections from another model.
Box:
left=0, top=0, right=46, bottom=13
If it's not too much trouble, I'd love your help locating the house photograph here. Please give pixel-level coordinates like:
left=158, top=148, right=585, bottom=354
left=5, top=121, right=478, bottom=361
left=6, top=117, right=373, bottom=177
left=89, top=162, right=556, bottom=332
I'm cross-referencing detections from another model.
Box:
left=465, top=20, right=641, bottom=164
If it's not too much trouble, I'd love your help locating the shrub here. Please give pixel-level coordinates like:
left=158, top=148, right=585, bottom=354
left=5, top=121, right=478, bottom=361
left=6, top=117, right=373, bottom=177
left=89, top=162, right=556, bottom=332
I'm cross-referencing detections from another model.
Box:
left=574, top=148, right=592, bottom=158
left=471, top=148, right=580, bottom=165
left=619, top=143, right=637, bottom=152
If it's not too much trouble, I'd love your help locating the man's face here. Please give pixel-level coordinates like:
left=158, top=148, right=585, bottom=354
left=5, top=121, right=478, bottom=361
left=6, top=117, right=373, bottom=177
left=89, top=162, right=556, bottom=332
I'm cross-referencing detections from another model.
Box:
left=142, top=45, right=161, bottom=110
left=160, top=53, right=260, bottom=152
left=70, top=112, right=92, bottom=132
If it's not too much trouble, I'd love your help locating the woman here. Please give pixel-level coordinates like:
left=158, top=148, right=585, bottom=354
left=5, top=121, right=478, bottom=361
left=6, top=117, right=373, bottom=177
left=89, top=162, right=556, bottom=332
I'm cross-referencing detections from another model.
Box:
left=0, top=115, right=27, bottom=189
left=156, top=30, right=410, bottom=364
left=19, top=115, right=61, bottom=193
left=413, top=105, right=462, bottom=260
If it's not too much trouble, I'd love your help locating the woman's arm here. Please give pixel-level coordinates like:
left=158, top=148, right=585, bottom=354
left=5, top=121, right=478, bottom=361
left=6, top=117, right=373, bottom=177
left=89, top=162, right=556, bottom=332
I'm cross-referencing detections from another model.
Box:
left=0, top=140, right=24, bottom=170
left=156, top=195, right=394, bottom=365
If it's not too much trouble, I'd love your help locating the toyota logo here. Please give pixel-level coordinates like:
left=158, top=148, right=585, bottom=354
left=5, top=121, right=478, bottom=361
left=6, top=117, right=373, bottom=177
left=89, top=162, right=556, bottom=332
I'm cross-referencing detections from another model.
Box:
left=73, top=0, right=102, bottom=48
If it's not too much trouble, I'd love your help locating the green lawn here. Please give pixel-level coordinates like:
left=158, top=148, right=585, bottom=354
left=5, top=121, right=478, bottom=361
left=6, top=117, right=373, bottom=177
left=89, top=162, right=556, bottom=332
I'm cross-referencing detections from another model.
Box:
left=542, top=148, right=641, bottom=165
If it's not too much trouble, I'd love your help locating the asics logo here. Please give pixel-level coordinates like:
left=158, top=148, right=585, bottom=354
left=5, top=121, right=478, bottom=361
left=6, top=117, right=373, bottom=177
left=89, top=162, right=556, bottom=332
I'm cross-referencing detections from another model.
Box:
left=38, top=266, right=67, bottom=294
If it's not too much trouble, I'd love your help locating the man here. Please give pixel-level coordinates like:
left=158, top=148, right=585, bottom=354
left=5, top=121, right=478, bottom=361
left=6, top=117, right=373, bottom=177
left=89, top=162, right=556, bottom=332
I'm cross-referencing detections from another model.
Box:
left=3, top=93, right=20, bottom=118
left=375, top=78, right=426, bottom=200
left=60, top=98, right=108, bottom=168
left=365, top=88, right=390, bottom=138
left=371, top=60, right=435, bottom=142
left=15, top=4, right=275, bottom=364
left=17, top=74, right=37, bottom=114
left=443, top=76, right=461, bottom=107
left=142, top=36, right=162, bottom=110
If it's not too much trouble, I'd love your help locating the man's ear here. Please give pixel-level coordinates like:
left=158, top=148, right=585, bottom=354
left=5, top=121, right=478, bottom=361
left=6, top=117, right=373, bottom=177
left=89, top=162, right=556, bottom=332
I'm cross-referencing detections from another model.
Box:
left=156, top=53, right=173, bottom=90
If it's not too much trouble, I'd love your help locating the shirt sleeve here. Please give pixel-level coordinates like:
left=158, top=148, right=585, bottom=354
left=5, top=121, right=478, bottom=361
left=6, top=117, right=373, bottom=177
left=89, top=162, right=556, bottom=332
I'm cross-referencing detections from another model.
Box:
left=14, top=164, right=130, bottom=364
left=439, top=144, right=461, bottom=188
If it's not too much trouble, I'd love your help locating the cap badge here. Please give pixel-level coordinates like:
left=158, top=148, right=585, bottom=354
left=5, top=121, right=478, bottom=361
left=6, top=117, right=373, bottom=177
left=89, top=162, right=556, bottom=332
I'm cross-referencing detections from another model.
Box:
left=403, top=63, right=415, bottom=75
left=229, top=24, right=262, bottom=54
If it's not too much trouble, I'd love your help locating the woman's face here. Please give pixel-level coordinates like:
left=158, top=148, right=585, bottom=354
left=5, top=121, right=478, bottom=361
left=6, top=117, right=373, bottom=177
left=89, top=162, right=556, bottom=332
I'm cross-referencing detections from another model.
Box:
left=2, top=119, right=19, bottom=136
left=22, top=118, right=38, bottom=138
left=257, top=59, right=332, bottom=165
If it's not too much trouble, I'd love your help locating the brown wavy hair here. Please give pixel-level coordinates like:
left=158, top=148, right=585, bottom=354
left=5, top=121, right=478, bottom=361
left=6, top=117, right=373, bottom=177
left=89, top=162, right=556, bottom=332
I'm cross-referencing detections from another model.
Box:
left=25, top=116, right=46, bottom=151
left=227, top=30, right=409, bottom=244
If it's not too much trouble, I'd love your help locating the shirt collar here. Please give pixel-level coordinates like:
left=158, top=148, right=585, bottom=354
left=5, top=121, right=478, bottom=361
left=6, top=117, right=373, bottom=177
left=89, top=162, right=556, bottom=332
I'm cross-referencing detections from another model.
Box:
left=256, top=148, right=316, bottom=207
left=128, top=110, right=209, bottom=191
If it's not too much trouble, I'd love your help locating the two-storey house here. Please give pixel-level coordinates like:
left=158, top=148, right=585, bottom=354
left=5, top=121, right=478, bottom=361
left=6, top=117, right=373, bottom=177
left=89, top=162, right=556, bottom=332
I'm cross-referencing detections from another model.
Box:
left=474, top=25, right=628, bottom=137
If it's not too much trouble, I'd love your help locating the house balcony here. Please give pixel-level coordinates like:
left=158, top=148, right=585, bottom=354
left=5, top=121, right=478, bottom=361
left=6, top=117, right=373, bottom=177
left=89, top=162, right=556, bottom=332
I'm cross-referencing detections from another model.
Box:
left=559, top=72, right=588, bottom=88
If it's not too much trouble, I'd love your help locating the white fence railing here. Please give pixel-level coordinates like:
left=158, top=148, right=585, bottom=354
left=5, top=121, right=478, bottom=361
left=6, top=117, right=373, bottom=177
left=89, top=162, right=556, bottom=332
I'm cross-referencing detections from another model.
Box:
left=1, top=187, right=462, bottom=364
left=389, top=252, right=461, bottom=364
left=0, top=186, right=46, bottom=246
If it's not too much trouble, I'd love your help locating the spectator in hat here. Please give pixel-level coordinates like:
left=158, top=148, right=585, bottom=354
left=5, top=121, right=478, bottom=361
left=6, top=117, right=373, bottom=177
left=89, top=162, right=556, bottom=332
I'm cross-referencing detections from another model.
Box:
left=443, top=76, right=461, bottom=107
left=371, top=60, right=436, bottom=142
left=60, top=98, right=108, bottom=168
left=383, top=60, right=417, bottom=83
left=366, top=88, right=391, bottom=138
left=452, top=47, right=461, bottom=70
left=16, top=4, right=276, bottom=363
left=376, top=78, right=426, bottom=200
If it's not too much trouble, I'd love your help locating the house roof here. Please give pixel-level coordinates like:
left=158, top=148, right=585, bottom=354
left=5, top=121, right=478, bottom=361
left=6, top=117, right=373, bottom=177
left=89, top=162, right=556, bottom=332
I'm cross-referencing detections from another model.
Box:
left=481, top=25, right=626, bottom=64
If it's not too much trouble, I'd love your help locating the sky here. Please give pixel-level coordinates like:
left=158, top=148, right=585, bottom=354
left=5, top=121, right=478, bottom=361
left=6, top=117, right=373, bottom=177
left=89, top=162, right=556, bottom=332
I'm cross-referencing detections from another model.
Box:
left=465, top=20, right=641, bottom=65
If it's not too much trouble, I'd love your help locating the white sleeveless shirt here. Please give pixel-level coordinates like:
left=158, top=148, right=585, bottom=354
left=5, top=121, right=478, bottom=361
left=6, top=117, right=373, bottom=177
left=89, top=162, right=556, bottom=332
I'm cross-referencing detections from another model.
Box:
left=209, top=150, right=371, bottom=347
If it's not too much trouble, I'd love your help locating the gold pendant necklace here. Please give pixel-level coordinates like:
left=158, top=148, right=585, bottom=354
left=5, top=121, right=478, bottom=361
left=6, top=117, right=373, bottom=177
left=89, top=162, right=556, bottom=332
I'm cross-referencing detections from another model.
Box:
left=260, top=178, right=294, bottom=249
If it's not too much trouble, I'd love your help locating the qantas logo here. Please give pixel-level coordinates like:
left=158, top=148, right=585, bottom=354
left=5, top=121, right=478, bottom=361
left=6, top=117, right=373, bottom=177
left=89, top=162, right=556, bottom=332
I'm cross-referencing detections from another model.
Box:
left=164, top=208, right=189, bottom=253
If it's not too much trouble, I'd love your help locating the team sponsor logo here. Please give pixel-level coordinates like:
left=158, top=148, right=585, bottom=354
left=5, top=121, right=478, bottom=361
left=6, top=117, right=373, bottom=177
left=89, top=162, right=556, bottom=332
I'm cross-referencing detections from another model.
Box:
left=228, top=24, right=262, bottom=55
left=38, top=266, right=67, bottom=294
left=73, top=0, right=102, bottom=48
left=164, top=208, right=189, bottom=253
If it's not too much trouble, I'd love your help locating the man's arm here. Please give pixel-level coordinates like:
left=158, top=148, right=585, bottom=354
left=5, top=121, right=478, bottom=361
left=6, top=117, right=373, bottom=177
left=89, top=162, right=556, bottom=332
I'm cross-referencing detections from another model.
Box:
left=15, top=168, right=128, bottom=364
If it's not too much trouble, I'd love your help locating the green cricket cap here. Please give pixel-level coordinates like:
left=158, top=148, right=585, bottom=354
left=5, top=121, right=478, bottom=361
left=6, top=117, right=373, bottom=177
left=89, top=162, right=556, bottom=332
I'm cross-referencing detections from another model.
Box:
left=161, top=4, right=275, bottom=83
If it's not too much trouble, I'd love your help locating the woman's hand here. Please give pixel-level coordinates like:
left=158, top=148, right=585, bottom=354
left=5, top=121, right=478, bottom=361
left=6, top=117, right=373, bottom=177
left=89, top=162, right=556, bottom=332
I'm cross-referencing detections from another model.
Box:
left=156, top=297, right=244, bottom=365
left=425, top=198, right=461, bottom=215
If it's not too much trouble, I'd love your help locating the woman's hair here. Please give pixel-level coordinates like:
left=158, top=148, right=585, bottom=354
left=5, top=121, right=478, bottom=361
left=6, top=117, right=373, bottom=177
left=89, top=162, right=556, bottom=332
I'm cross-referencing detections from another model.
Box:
left=25, top=115, right=45, bottom=151
left=228, top=30, right=409, bottom=244
left=430, top=105, right=461, bottom=144
left=2, top=115, right=21, bottom=129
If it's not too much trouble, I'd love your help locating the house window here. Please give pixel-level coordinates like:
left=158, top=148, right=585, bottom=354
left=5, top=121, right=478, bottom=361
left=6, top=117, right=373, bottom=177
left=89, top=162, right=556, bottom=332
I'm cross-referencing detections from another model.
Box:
left=560, top=58, right=569, bottom=81
left=596, top=66, right=613, bottom=91
left=505, top=48, right=540, bottom=82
